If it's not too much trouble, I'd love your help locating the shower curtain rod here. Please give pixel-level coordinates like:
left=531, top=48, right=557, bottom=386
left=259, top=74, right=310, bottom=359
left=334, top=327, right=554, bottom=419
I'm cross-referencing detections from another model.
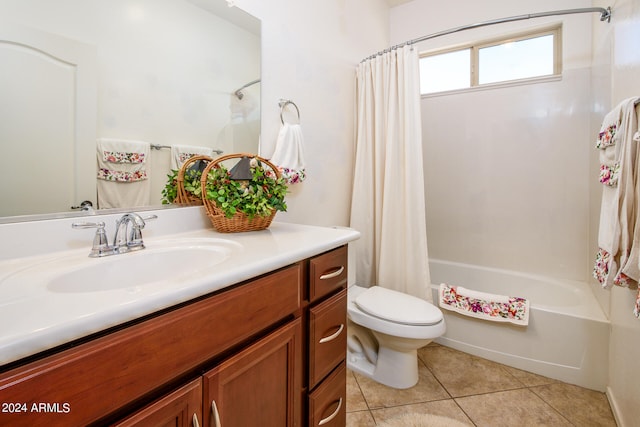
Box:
left=362, top=6, right=612, bottom=62
left=234, top=79, right=261, bottom=99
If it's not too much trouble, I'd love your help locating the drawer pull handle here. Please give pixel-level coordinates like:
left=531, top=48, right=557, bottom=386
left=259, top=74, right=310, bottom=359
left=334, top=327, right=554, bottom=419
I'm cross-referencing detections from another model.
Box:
left=318, top=397, right=343, bottom=426
left=319, top=266, right=345, bottom=280
left=319, top=324, right=344, bottom=344
left=211, top=400, right=221, bottom=427
left=192, top=413, right=200, bottom=427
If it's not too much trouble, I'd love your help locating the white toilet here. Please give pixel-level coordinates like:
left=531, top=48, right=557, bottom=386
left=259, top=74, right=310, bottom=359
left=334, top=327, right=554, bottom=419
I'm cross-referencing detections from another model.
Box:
left=347, top=283, right=446, bottom=389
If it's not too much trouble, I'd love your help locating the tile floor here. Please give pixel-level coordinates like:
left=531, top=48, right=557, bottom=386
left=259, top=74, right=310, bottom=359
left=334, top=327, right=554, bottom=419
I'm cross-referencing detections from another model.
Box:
left=346, top=343, right=618, bottom=427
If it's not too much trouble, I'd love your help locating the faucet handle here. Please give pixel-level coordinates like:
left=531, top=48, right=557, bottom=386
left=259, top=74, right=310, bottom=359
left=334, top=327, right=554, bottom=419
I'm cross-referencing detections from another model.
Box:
left=72, top=221, right=112, bottom=257
left=130, top=215, right=157, bottom=248
left=141, top=214, right=158, bottom=222
left=119, top=213, right=157, bottom=251
left=71, top=221, right=105, bottom=229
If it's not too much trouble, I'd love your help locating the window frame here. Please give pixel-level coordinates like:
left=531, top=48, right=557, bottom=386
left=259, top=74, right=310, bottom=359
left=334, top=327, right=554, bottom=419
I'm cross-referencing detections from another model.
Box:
left=419, top=24, right=562, bottom=96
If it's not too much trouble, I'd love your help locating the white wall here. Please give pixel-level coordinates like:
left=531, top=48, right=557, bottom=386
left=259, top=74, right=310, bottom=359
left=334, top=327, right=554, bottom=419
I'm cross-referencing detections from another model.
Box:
left=391, top=0, right=595, bottom=281
left=233, top=0, right=390, bottom=227
left=592, top=0, right=640, bottom=425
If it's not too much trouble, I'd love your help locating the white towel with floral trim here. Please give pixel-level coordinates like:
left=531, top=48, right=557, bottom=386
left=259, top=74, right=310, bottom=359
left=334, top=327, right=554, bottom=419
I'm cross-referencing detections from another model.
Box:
left=170, top=144, right=214, bottom=170
left=96, top=138, right=151, bottom=209
left=593, top=98, right=639, bottom=288
left=438, top=284, right=530, bottom=326
left=616, top=100, right=640, bottom=288
left=270, top=123, right=306, bottom=184
left=597, top=102, right=625, bottom=187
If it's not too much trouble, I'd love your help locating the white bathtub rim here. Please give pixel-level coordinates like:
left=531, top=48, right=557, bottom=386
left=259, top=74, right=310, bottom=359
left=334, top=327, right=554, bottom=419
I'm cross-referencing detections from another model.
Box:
left=429, top=258, right=609, bottom=322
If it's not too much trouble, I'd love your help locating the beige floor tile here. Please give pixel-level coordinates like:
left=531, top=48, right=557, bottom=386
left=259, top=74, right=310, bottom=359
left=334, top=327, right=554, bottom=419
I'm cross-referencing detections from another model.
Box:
left=530, top=383, right=617, bottom=427
left=347, top=370, right=369, bottom=412
left=419, top=345, right=523, bottom=397
left=346, top=410, right=376, bottom=427
left=346, top=343, right=616, bottom=427
left=353, top=362, right=450, bottom=408
left=501, top=365, right=557, bottom=387
left=456, top=388, right=573, bottom=427
left=371, top=400, right=473, bottom=426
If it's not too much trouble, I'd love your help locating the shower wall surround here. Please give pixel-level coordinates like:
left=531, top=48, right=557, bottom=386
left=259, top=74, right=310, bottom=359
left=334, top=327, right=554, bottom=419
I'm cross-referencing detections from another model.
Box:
left=392, top=0, right=594, bottom=281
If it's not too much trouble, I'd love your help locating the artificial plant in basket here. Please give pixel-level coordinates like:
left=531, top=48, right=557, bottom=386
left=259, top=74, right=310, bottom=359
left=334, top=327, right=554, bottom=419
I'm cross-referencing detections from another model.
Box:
left=204, top=157, right=288, bottom=219
left=161, top=167, right=203, bottom=204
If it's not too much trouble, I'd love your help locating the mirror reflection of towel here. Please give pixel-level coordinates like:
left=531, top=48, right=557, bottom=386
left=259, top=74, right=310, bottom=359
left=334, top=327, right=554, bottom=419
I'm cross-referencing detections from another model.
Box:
left=170, top=145, right=214, bottom=170
left=271, top=123, right=306, bottom=184
left=96, top=138, right=151, bottom=209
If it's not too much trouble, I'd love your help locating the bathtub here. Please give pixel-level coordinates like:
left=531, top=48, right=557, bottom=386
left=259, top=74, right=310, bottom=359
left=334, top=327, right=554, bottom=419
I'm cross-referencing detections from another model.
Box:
left=428, top=259, right=610, bottom=391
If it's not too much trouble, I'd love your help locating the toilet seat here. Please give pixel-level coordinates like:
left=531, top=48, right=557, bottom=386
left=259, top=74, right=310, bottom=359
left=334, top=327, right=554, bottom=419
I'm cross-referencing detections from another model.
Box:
left=354, top=286, right=442, bottom=326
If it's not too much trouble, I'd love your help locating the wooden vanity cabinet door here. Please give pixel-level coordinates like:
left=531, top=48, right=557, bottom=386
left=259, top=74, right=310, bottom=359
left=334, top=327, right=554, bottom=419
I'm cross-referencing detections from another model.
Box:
left=203, top=318, right=302, bottom=427
left=308, top=362, right=346, bottom=427
left=308, top=289, right=347, bottom=389
left=309, top=246, right=347, bottom=302
left=111, top=378, right=202, bottom=427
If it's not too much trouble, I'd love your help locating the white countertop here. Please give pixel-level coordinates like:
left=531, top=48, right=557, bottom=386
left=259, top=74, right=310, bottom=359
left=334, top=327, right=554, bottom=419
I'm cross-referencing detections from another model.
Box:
left=0, top=220, right=359, bottom=366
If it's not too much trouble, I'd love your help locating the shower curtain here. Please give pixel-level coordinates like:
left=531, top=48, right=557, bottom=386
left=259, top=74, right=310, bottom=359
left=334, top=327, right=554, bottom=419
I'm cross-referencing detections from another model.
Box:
left=350, top=45, right=432, bottom=302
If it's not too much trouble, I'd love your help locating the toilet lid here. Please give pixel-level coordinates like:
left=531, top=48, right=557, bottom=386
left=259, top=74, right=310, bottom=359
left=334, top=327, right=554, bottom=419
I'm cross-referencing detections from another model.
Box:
left=354, top=286, right=442, bottom=326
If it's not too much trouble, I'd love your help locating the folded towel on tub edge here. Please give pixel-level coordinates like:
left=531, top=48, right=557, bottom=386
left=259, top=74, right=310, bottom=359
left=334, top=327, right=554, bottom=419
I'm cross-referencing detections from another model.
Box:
left=438, top=283, right=530, bottom=326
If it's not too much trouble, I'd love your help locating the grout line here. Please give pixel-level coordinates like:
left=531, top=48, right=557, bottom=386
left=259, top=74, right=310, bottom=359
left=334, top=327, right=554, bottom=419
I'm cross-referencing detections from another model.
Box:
left=349, top=369, right=377, bottom=424
left=418, top=348, right=454, bottom=400
left=527, top=385, right=580, bottom=427
left=351, top=370, right=373, bottom=411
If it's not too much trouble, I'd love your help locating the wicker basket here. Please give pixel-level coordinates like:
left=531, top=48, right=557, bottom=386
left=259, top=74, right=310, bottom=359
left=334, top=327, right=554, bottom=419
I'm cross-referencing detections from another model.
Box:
left=174, top=155, right=213, bottom=206
left=200, top=153, right=282, bottom=233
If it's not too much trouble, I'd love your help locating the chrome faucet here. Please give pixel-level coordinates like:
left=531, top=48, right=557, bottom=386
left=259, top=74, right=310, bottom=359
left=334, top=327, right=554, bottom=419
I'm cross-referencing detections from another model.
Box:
left=72, top=213, right=157, bottom=257
left=113, top=212, right=147, bottom=252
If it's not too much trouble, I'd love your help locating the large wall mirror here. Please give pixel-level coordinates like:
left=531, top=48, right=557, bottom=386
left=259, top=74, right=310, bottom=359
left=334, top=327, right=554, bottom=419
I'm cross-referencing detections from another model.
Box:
left=0, top=0, right=261, bottom=222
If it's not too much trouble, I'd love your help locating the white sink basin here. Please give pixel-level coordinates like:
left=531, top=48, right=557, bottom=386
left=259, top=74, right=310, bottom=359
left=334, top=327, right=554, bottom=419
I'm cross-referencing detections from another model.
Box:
left=1, top=238, right=242, bottom=295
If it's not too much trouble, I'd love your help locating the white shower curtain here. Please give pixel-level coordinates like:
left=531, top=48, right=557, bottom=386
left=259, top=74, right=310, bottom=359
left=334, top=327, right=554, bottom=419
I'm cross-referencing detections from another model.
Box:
left=350, top=45, right=432, bottom=302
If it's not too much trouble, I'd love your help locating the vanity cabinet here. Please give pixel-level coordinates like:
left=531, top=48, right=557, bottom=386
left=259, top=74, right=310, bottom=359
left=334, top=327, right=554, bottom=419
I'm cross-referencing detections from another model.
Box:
left=305, top=246, right=348, bottom=426
left=115, top=319, right=301, bottom=427
left=0, top=244, right=350, bottom=427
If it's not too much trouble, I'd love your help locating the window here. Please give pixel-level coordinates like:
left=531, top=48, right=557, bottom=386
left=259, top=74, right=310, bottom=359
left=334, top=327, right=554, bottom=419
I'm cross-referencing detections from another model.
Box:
left=420, top=49, right=471, bottom=93
left=419, top=26, right=561, bottom=95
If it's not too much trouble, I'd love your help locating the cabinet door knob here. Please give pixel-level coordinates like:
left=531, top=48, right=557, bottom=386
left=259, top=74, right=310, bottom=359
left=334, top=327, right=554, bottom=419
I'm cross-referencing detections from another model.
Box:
left=318, top=324, right=344, bottom=344
left=211, top=400, right=221, bottom=427
left=192, top=413, right=200, bottom=427
left=319, top=266, right=344, bottom=280
left=318, top=397, right=343, bottom=426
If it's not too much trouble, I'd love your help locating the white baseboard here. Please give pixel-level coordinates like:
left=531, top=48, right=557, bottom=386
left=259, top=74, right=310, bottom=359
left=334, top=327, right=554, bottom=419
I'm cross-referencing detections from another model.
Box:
left=606, top=386, right=623, bottom=427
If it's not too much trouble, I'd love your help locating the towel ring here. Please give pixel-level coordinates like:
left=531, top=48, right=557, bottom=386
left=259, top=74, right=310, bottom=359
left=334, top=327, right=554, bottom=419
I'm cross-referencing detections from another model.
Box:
left=279, top=99, right=300, bottom=125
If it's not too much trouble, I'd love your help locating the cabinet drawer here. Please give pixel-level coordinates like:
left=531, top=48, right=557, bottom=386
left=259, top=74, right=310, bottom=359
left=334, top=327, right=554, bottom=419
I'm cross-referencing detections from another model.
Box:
left=0, top=264, right=301, bottom=427
left=308, top=289, right=347, bottom=388
left=308, top=362, right=346, bottom=427
left=309, top=246, right=347, bottom=302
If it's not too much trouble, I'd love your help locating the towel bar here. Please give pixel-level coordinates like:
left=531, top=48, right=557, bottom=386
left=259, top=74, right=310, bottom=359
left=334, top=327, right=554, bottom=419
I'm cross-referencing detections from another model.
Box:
left=150, top=144, right=223, bottom=155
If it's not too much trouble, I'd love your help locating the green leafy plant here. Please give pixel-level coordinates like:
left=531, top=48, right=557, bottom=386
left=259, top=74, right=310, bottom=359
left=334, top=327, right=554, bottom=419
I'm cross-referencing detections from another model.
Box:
left=205, top=157, right=288, bottom=219
left=161, top=167, right=203, bottom=204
